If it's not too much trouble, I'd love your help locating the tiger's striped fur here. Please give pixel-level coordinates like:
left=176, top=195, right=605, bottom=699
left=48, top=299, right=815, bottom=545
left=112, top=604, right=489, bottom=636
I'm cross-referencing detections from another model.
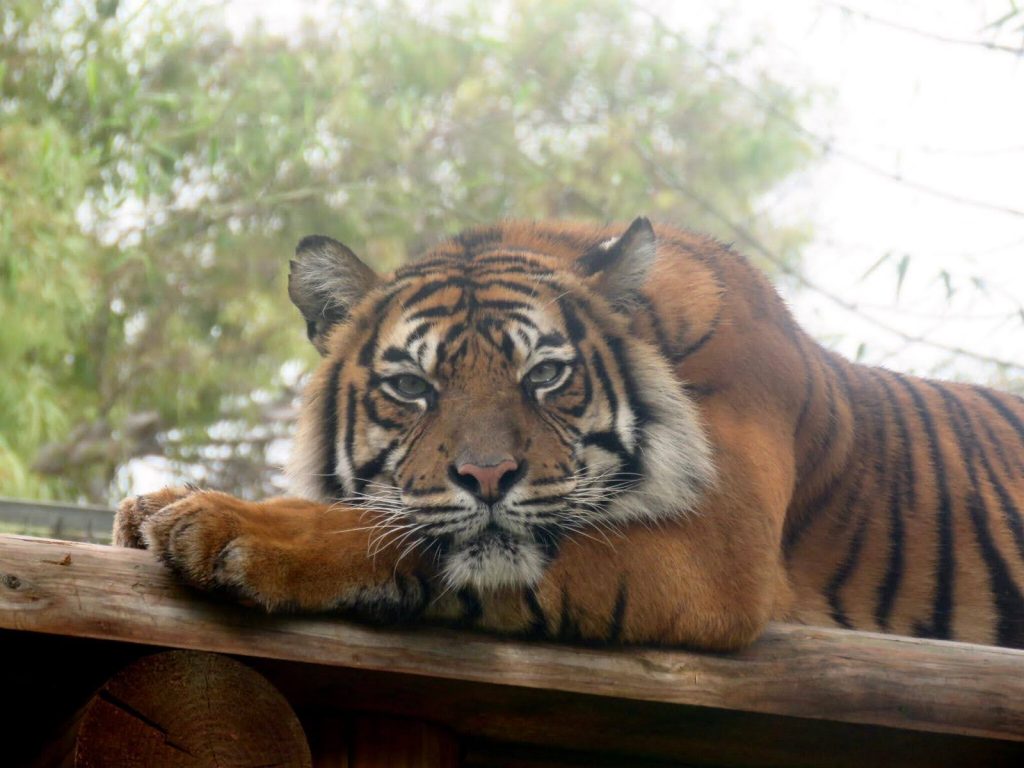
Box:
left=115, top=218, right=1024, bottom=650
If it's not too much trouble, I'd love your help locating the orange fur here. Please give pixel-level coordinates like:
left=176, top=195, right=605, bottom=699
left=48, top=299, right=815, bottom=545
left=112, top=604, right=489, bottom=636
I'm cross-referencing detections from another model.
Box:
left=115, top=219, right=1024, bottom=649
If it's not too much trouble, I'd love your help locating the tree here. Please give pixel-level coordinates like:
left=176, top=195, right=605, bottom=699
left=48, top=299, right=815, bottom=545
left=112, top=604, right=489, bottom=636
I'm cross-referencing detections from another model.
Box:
left=0, top=0, right=815, bottom=503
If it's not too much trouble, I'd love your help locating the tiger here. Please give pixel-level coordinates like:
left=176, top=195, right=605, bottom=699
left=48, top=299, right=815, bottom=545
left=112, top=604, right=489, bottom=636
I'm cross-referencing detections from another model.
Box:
left=114, top=217, right=1024, bottom=650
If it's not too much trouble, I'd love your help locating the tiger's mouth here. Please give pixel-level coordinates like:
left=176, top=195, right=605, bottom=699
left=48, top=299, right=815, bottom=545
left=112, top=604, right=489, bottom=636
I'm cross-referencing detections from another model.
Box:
left=437, top=523, right=549, bottom=591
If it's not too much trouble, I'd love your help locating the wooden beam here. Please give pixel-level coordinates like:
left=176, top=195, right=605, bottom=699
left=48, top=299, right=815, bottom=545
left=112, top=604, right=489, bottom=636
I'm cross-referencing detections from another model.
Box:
left=2, top=533, right=1024, bottom=745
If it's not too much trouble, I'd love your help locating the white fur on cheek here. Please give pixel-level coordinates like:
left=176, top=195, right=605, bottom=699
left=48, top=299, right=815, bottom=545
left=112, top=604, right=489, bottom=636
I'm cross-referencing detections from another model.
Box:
left=606, top=343, right=717, bottom=524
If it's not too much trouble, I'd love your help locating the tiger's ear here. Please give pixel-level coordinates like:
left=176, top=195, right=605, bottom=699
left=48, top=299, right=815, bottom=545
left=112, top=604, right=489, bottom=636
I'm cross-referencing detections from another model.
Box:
left=577, top=217, right=657, bottom=307
left=289, top=235, right=380, bottom=355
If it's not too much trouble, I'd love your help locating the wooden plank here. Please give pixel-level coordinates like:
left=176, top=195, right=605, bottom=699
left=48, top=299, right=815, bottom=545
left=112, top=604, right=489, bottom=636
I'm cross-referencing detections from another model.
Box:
left=2, top=534, right=1024, bottom=744
left=7, top=632, right=1021, bottom=768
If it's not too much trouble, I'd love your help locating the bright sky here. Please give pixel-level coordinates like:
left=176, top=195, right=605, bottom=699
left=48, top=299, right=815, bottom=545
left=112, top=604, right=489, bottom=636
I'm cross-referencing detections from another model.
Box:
left=219, top=0, right=1024, bottom=384
left=660, top=0, right=1024, bottom=381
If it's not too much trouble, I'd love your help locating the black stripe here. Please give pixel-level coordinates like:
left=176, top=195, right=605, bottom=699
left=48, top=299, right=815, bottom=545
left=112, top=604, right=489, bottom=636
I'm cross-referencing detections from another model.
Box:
left=558, top=297, right=587, bottom=343
left=792, top=337, right=816, bottom=441
left=975, top=418, right=1024, bottom=563
left=354, top=439, right=399, bottom=494
left=815, top=355, right=852, bottom=475
left=362, top=392, right=404, bottom=431
left=403, top=278, right=463, bottom=308
left=506, top=311, right=539, bottom=330
left=471, top=265, right=555, bottom=278
left=606, top=335, right=651, bottom=428
left=607, top=578, right=628, bottom=643
left=937, top=385, right=1024, bottom=647
left=784, top=357, right=852, bottom=554
left=536, top=332, right=568, bottom=349
left=381, top=346, right=414, bottom=364
left=590, top=349, right=619, bottom=424
left=475, top=279, right=543, bottom=297
left=473, top=255, right=550, bottom=270
left=633, top=293, right=675, bottom=362
left=499, top=331, right=516, bottom=361
left=557, top=585, right=582, bottom=640
left=404, top=322, right=431, bottom=347
left=873, top=372, right=909, bottom=630
left=523, top=589, right=548, bottom=637
left=457, top=589, right=483, bottom=626
left=674, top=327, right=715, bottom=361
left=581, top=431, right=632, bottom=464
left=979, top=416, right=1020, bottom=477
left=320, top=361, right=345, bottom=499
left=358, top=321, right=382, bottom=367
left=975, top=387, right=1024, bottom=452
left=897, top=377, right=955, bottom=640
left=513, top=495, right=575, bottom=507
left=825, top=513, right=870, bottom=629
left=409, top=303, right=460, bottom=321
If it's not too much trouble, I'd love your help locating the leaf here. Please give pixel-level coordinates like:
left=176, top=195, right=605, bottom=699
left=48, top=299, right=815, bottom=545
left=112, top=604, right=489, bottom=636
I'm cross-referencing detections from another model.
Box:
left=938, top=269, right=954, bottom=300
left=895, top=254, right=910, bottom=300
left=860, top=251, right=891, bottom=282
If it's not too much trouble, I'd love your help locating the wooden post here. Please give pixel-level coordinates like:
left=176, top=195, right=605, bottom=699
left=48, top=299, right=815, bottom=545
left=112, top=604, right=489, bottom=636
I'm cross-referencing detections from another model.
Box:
left=39, top=650, right=312, bottom=767
left=305, top=715, right=460, bottom=768
left=350, top=717, right=459, bottom=768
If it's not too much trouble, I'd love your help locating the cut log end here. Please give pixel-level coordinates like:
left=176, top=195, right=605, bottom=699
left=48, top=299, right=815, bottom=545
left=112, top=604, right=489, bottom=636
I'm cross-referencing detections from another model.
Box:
left=71, top=650, right=311, bottom=768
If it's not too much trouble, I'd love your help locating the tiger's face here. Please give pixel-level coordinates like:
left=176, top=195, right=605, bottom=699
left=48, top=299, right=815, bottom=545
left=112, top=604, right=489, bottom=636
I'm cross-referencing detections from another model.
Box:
left=287, top=219, right=715, bottom=591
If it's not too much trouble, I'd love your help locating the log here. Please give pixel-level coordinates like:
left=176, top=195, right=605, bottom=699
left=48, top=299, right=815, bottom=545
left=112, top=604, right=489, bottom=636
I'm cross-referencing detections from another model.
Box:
left=3, top=533, right=1024, bottom=748
left=36, top=650, right=311, bottom=767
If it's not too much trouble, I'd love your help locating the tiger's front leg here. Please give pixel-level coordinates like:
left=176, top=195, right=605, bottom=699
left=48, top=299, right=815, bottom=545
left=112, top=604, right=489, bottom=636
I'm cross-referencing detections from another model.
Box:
left=115, top=488, right=432, bottom=619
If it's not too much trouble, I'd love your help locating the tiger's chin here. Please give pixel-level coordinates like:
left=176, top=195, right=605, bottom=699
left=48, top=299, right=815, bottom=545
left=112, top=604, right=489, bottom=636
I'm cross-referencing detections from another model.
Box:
left=440, top=529, right=547, bottom=591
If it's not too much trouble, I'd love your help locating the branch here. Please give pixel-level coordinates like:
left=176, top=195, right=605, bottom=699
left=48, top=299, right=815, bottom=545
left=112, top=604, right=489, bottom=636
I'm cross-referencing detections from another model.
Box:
left=825, top=2, right=1024, bottom=56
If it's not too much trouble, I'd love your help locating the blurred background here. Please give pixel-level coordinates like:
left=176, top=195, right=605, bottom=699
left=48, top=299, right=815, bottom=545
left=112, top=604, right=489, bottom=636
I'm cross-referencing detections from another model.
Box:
left=1, top=0, right=1022, bottom=533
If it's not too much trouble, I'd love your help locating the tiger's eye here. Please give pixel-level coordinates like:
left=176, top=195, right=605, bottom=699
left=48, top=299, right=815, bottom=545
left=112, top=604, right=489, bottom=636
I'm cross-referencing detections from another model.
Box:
left=390, top=374, right=431, bottom=399
left=526, top=362, right=565, bottom=386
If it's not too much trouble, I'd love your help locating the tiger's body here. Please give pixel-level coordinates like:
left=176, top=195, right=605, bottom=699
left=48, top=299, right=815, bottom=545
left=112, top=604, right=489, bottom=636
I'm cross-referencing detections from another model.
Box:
left=115, top=218, right=1024, bottom=650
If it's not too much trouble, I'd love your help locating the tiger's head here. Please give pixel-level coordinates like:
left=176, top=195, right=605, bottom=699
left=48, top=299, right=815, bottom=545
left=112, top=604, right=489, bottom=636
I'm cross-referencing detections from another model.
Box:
left=286, top=218, right=715, bottom=591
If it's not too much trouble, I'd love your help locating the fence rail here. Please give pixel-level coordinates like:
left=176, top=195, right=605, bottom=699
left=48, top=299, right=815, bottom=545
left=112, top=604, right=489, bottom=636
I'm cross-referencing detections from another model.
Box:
left=0, top=498, right=113, bottom=542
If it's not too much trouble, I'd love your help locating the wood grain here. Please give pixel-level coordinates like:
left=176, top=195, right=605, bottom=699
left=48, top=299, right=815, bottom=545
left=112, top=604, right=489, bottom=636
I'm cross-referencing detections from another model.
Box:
left=3, top=534, right=1024, bottom=744
left=38, top=650, right=311, bottom=768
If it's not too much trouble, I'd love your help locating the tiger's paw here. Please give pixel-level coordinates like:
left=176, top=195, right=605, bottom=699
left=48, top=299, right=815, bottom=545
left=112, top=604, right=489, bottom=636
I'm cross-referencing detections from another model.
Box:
left=114, top=486, right=196, bottom=549
left=135, top=491, right=266, bottom=597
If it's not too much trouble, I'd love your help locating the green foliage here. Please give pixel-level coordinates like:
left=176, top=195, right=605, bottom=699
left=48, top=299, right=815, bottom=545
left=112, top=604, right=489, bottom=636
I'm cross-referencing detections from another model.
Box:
left=0, top=0, right=816, bottom=502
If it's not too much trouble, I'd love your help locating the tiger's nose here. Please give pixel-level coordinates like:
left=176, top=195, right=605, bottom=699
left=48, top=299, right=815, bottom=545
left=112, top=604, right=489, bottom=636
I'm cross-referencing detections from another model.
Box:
left=450, top=459, right=523, bottom=503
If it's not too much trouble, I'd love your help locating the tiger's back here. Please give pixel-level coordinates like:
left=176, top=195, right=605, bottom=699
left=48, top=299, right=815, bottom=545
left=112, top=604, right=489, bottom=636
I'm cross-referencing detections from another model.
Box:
left=784, top=356, right=1024, bottom=646
left=628, top=222, right=1024, bottom=647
